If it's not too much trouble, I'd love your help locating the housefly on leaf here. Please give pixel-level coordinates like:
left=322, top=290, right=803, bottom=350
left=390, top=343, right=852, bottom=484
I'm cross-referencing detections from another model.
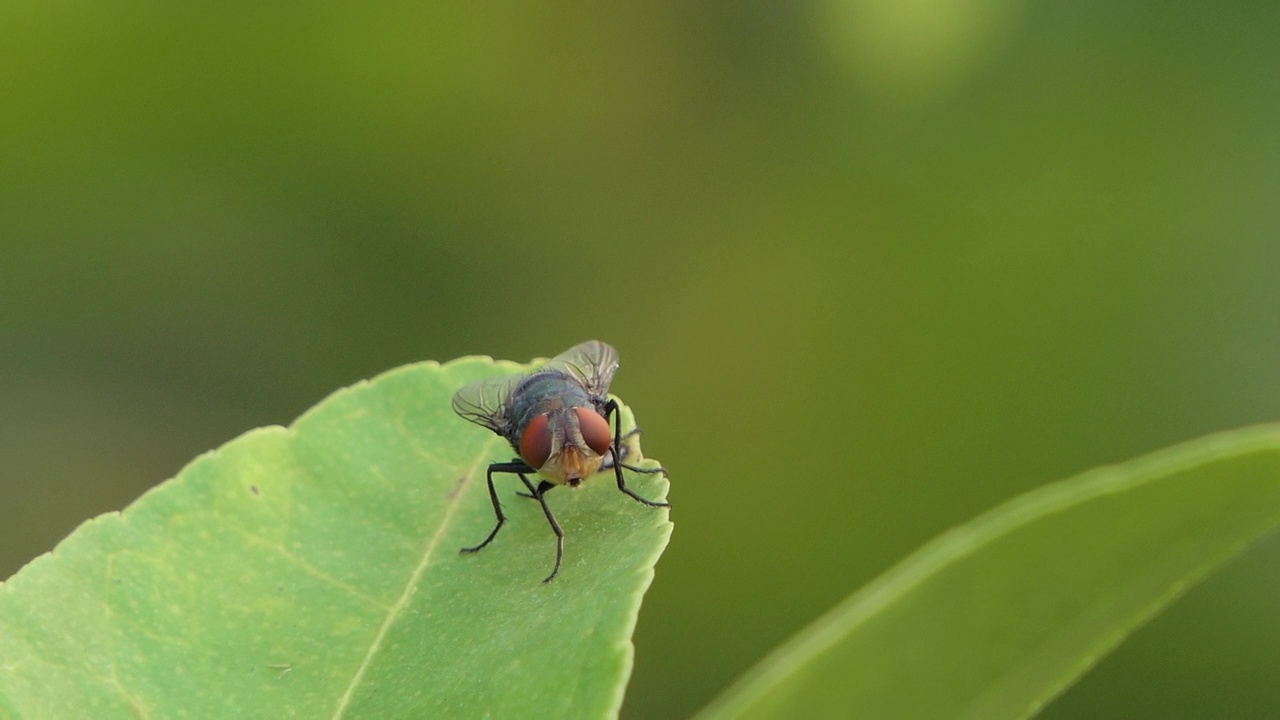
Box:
left=453, top=340, right=669, bottom=583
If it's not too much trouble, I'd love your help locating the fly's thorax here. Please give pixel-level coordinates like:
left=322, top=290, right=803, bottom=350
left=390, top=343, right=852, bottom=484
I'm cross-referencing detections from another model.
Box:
left=508, top=370, right=594, bottom=438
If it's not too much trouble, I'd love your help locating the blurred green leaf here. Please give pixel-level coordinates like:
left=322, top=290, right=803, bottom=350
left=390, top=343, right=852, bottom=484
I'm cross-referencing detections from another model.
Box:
left=0, top=356, right=672, bottom=719
left=697, top=425, right=1280, bottom=719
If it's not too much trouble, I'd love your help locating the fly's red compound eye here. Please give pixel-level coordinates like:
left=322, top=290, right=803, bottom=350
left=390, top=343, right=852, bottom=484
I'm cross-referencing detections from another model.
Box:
left=575, top=407, right=612, bottom=456
left=519, top=413, right=552, bottom=468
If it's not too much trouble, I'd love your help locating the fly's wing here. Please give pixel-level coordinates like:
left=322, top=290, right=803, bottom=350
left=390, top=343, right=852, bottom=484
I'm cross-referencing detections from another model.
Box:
left=548, top=340, right=620, bottom=398
left=451, top=373, right=518, bottom=437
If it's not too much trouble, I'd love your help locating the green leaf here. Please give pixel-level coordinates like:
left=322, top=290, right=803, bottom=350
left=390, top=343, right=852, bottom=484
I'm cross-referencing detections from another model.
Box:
left=0, top=356, right=672, bottom=719
left=697, top=425, right=1280, bottom=720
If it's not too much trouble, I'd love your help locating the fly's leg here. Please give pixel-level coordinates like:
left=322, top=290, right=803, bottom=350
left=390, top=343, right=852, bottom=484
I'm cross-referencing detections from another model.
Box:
left=522, top=477, right=565, bottom=583
left=617, top=461, right=668, bottom=477
left=604, top=399, right=670, bottom=508
left=460, top=460, right=565, bottom=583
left=516, top=457, right=539, bottom=500
left=599, top=427, right=648, bottom=472
left=460, top=460, right=535, bottom=555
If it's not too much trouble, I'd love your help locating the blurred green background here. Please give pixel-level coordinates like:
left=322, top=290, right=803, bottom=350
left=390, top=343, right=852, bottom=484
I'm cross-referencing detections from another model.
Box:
left=3, top=1, right=1279, bottom=717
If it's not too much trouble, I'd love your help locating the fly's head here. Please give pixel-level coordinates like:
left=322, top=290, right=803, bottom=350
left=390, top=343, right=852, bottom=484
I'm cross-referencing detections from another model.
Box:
left=518, top=406, right=613, bottom=486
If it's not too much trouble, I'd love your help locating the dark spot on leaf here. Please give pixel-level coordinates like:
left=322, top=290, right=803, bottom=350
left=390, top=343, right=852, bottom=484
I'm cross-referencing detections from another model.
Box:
left=250, top=485, right=259, bottom=496
left=447, top=475, right=469, bottom=500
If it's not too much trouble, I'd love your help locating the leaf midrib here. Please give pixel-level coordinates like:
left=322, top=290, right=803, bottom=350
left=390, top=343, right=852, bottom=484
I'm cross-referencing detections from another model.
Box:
left=330, top=434, right=502, bottom=718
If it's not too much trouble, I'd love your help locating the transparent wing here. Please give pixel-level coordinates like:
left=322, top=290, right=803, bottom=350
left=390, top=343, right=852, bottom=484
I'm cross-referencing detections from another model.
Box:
left=547, top=340, right=620, bottom=398
left=451, top=373, right=519, bottom=437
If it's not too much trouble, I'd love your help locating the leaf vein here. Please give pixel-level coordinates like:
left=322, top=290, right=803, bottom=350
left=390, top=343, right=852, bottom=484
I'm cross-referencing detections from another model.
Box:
left=234, top=529, right=391, bottom=610
left=330, top=435, right=500, bottom=718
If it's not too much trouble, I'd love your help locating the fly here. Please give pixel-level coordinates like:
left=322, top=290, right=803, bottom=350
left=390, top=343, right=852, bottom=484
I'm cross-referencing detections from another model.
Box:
left=452, top=340, right=670, bottom=582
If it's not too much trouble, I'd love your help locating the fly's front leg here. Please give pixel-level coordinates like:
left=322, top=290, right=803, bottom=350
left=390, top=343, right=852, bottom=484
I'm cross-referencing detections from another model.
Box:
left=521, top=477, right=565, bottom=583
left=600, top=427, right=669, bottom=477
left=616, top=461, right=668, bottom=477
left=599, top=427, right=667, bottom=477
left=603, top=399, right=670, bottom=508
left=460, top=460, right=535, bottom=555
